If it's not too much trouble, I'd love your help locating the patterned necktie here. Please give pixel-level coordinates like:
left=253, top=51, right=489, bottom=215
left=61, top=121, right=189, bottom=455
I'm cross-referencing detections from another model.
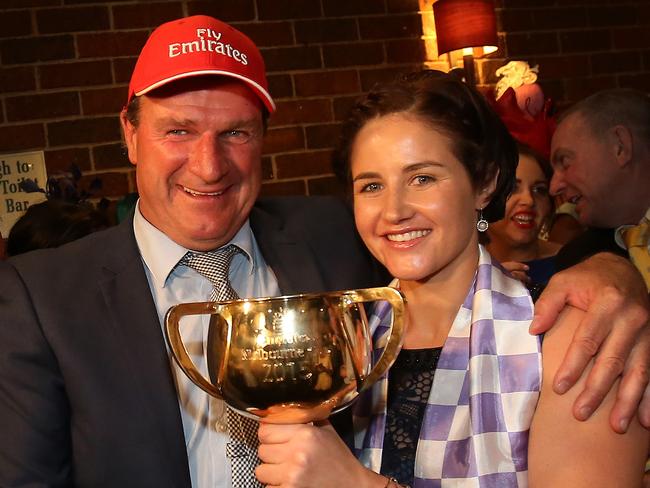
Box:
left=621, top=218, right=650, bottom=292
left=180, top=245, right=263, bottom=488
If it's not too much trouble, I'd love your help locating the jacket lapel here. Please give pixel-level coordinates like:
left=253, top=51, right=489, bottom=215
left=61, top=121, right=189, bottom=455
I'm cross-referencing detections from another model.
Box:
left=98, top=218, right=191, bottom=487
left=250, top=205, right=326, bottom=295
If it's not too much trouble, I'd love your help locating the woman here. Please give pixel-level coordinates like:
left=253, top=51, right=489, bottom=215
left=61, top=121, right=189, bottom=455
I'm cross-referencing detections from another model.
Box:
left=485, top=144, right=562, bottom=292
left=255, top=71, right=647, bottom=487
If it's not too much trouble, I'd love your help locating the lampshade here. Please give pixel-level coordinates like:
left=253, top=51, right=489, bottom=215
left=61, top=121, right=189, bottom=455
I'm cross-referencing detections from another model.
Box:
left=433, top=0, right=498, bottom=55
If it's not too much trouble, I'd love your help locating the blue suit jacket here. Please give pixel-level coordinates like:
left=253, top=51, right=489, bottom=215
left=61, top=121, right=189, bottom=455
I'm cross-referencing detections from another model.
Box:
left=0, top=196, right=387, bottom=487
left=554, top=227, right=626, bottom=271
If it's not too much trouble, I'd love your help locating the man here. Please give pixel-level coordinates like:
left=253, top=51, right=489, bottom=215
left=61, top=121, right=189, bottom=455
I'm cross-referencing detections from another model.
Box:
left=551, top=88, right=650, bottom=285
left=0, top=15, right=648, bottom=487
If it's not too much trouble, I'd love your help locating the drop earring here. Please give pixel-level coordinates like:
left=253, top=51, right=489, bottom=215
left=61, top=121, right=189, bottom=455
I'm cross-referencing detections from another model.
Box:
left=476, top=208, right=489, bottom=232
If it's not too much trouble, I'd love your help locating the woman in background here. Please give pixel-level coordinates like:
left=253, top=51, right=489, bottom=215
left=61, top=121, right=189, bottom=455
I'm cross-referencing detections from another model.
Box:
left=485, top=143, right=561, bottom=294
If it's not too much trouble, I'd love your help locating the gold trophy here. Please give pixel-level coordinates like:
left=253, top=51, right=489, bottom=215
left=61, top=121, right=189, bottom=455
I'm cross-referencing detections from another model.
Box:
left=165, top=287, right=405, bottom=423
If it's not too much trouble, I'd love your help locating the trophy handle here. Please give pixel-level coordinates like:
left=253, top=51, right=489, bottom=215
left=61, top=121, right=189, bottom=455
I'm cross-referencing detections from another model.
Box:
left=346, top=287, right=406, bottom=392
left=164, top=302, right=224, bottom=399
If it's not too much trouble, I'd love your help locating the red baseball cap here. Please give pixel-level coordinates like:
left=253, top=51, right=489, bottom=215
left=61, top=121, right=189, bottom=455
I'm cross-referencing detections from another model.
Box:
left=127, top=15, right=275, bottom=113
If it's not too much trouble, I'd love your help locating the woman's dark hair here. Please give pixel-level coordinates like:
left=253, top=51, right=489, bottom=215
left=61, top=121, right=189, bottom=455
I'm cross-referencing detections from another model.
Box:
left=517, top=141, right=553, bottom=182
left=332, top=70, right=518, bottom=222
left=6, top=200, right=109, bottom=256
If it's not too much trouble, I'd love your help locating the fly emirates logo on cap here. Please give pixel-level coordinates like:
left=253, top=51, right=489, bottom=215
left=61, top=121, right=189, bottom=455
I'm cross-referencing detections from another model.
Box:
left=169, top=27, right=249, bottom=66
left=127, top=15, right=276, bottom=113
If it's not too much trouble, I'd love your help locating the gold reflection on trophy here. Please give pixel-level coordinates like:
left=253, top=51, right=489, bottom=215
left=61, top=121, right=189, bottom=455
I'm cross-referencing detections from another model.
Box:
left=165, top=287, right=405, bottom=423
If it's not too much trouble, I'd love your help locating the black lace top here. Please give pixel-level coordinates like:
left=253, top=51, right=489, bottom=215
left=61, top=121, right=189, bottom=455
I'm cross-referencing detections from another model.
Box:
left=380, top=347, right=443, bottom=486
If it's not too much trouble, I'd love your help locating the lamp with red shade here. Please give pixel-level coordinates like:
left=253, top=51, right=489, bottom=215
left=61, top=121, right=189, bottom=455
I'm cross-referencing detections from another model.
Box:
left=433, top=0, right=498, bottom=86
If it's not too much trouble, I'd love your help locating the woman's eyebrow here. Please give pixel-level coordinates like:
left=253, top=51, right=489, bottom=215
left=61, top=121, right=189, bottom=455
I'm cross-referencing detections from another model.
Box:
left=352, top=171, right=381, bottom=182
left=402, top=161, right=444, bottom=172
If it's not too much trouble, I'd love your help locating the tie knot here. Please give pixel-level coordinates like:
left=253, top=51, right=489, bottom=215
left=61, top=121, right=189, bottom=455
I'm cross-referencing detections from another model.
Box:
left=622, top=219, right=650, bottom=249
left=180, top=244, right=242, bottom=300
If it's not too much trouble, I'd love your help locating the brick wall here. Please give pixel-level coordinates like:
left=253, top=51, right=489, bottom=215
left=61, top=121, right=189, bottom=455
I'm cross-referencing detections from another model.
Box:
left=0, top=0, right=649, bottom=213
left=493, top=0, right=650, bottom=110
left=0, top=0, right=426, bottom=207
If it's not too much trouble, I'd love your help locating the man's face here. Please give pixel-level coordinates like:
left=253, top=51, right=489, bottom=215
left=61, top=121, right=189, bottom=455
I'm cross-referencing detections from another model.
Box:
left=550, top=113, right=620, bottom=228
left=121, top=78, right=264, bottom=251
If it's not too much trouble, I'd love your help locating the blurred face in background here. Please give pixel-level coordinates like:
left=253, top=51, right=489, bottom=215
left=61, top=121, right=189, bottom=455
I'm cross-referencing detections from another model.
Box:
left=550, top=113, right=623, bottom=227
left=488, top=153, right=552, bottom=248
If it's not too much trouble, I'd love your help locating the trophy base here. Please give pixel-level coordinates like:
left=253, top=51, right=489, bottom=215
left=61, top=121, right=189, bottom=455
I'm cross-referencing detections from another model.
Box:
left=244, top=383, right=357, bottom=423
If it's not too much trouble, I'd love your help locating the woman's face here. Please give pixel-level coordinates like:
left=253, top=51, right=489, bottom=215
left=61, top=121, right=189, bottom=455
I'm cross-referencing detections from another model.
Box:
left=488, top=153, right=552, bottom=247
left=351, top=113, right=488, bottom=283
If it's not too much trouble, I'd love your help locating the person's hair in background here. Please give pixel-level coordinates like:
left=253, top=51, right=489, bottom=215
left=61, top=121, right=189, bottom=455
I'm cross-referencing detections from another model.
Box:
left=559, top=88, right=650, bottom=153
left=333, top=69, right=518, bottom=224
left=6, top=165, right=111, bottom=256
left=6, top=200, right=109, bottom=256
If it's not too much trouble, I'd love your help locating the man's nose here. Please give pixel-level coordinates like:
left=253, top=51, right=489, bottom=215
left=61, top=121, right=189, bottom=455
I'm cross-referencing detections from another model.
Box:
left=549, top=172, right=564, bottom=196
left=190, top=134, right=229, bottom=181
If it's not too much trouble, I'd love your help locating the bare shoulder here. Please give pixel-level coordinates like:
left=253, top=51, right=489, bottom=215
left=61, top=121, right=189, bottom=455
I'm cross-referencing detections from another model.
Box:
left=539, top=305, right=581, bottom=373
left=528, top=306, right=648, bottom=487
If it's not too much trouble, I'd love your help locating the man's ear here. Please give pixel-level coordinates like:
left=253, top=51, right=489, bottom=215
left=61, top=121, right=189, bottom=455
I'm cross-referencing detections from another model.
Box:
left=120, top=109, right=138, bottom=167
left=610, top=124, right=633, bottom=168
left=476, top=169, right=500, bottom=209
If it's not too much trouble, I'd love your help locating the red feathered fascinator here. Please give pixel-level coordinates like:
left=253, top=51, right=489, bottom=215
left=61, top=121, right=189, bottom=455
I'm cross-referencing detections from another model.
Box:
left=487, top=61, right=556, bottom=159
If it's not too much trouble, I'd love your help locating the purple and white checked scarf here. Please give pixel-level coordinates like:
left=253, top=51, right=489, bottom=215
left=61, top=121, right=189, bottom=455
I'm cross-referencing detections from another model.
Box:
left=353, top=245, right=542, bottom=487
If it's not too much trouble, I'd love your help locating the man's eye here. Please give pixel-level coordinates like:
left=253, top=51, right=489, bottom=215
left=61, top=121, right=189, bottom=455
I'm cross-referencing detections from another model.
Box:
left=167, top=129, right=188, bottom=136
left=222, top=130, right=252, bottom=143
left=556, top=155, right=570, bottom=170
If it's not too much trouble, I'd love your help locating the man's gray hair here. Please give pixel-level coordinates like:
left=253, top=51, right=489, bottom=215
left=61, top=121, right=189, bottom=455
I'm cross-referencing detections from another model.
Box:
left=561, top=88, right=650, bottom=150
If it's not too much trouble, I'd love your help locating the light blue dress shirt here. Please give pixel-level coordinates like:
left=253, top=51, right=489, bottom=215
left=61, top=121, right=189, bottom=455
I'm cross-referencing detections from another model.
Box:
left=133, top=202, right=280, bottom=487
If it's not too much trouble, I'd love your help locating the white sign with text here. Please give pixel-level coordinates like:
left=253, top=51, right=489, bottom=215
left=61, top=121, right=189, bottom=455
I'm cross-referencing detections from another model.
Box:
left=0, top=151, right=48, bottom=237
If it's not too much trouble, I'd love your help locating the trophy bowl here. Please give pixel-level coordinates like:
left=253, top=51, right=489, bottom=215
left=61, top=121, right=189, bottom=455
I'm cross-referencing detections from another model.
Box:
left=165, top=287, right=405, bottom=423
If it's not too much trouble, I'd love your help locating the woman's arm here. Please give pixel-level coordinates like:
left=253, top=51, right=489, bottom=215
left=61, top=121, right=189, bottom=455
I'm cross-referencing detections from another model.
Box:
left=529, top=305, right=649, bottom=487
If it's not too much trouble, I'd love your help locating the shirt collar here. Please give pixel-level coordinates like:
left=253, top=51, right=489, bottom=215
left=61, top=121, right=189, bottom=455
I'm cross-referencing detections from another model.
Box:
left=132, top=200, right=255, bottom=290
left=614, top=207, right=650, bottom=250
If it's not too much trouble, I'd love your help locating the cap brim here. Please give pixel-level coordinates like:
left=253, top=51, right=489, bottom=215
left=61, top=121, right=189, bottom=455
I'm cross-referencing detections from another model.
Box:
left=134, top=70, right=276, bottom=113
